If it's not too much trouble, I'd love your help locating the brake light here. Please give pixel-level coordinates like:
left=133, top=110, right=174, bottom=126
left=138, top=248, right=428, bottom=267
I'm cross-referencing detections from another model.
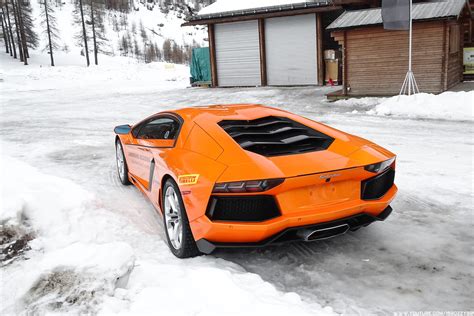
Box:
left=212, top=178, right=284, bottom=193
left=364, top=157, right=396, bottom=173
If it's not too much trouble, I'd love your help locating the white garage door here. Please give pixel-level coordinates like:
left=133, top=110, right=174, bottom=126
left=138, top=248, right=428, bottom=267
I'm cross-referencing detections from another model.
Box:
left=215, top=21, right=261, bottom=87
left=265, top=14, right=317, bottom=85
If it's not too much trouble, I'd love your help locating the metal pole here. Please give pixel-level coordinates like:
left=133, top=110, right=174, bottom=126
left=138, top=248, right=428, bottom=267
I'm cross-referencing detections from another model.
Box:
left=408, top=0, right=412, bottom=73
left=400, top=0, right=419, bottom=96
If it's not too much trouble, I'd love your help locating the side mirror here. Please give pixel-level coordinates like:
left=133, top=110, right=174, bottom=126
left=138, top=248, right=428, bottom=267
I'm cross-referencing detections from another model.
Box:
left=114, top=124, right=131, bottom=135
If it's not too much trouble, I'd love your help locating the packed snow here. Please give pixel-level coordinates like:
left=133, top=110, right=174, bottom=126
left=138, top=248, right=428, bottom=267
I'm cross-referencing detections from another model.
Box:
left=198, top=0, right=317, bottom=16
left=335, top=91, right=474, bottom=121
left=0, top=155, right=335, bottom=315
left=1, top=51, right=473, bottom=315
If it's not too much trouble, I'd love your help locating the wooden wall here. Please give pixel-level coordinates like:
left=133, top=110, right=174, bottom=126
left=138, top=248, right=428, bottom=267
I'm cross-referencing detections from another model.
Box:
left=446, top=21, right=464, bottom=89
left=332, top=20, right=464, bottom=96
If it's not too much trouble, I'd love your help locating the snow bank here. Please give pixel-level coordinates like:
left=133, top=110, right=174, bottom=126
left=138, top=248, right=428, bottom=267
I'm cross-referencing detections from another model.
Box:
left=334, top=91, right=473, bottom=121
left=0, top=154, right=336, bottom=316
left=199, top=0, right=315, bottom=15
left=373, top=91, right=474, bottom=121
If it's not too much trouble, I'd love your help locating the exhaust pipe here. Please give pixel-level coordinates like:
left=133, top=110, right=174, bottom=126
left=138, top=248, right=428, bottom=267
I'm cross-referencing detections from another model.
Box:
left=296, top=224, right=350, bottom=241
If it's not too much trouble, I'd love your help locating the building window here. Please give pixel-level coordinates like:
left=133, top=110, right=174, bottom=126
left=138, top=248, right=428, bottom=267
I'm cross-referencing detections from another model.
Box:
left=450, top=25, right=460, bottom=54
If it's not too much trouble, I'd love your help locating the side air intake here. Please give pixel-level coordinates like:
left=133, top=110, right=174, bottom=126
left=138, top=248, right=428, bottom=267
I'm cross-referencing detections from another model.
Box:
left=218, top=116, right=334, bottom=157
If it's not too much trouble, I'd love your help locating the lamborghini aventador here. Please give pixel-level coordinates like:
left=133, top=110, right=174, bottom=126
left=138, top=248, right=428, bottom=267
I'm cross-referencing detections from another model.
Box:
left=114, top=104, right=397, bottom=258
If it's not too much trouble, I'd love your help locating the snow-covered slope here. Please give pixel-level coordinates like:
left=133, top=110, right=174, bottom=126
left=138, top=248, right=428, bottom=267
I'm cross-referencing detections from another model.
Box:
left=27, top=0, right=208, bottom=64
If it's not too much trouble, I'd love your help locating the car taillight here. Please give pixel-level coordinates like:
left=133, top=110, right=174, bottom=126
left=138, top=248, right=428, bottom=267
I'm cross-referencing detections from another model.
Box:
left=364, top=157, right=396, bottom=173
left=212, top=178, right=284, bottom=193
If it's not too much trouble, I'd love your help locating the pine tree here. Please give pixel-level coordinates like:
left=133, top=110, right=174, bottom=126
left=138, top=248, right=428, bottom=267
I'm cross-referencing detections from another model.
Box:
left=119, top=12, right=127, bottom=29
left=171, top=41, right=183, bottom=64
left=139, top=20, right=147, bottom=42
left=162, top=38, right=171, bottom=62
left=89, top=0, right=108, bottom=65
left=4, top=0, right=16, bottom=58
left=1, top=8, right=10, bottom=54
left=20, top=0, right=38, bottom=56
left=40, top=0, right=59, bottom=66
left=133, top=37, right=140, bottom=60
left=154, top=41, right=161, bottom=61
left=73, top=0, right=90, bottom=66
left=11, top=0, right=25, bottom=63
left=119, top=33, right=129, bottom=55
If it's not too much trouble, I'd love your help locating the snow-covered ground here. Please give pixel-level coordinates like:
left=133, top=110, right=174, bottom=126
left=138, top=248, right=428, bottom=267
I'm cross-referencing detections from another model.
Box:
left=1, top=52, right=473, bottom=315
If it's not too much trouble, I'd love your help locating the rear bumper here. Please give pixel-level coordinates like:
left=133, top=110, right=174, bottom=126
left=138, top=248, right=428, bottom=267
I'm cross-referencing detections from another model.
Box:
left=196, top=205, right=393, bottom=254
left=190, top=183, right=396, bottom=244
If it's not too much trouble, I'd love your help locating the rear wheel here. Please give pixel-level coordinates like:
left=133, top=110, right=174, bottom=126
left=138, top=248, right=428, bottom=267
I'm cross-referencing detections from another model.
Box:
left=162, top=179, right=201, bottom=258
left=115, top=139, right=131, bottom=185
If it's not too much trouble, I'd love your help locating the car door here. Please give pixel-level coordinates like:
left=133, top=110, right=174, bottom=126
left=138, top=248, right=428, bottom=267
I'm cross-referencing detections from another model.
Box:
left=126, top=115, right=180, bottom=193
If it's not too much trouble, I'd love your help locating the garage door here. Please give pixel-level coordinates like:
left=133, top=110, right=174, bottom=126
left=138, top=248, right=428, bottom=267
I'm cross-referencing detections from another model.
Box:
left=265, top=14, right=317, bottom=85
left=215, top=21, right=261, bottom=87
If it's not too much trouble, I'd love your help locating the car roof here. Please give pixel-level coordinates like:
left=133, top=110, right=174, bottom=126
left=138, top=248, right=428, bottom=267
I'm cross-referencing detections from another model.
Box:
left=170, top=104, right=290, bottom=123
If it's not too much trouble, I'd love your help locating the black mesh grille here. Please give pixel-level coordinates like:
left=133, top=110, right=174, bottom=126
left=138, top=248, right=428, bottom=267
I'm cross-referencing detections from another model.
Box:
left=361, top=168, right=395, bottom=200
left=207, top=196, right=280, bottom=222
left=218, top=116, right=334, bottom=157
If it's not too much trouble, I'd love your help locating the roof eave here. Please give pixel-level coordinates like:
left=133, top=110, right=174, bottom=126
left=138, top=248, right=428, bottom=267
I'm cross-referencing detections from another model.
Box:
left=327, top=15, right=461, bottom=32
left=182, top=1, right=335, bottom=26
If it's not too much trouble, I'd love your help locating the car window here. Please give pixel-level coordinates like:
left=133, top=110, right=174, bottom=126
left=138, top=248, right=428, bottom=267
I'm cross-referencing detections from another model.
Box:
left=136, top=117, right=179, bottom=140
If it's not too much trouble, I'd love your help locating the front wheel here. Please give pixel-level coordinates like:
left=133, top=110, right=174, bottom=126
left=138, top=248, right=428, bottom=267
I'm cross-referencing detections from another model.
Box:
left=116, top=139, right=131, bottom=185
left=162, top=179, right=201, bottom=258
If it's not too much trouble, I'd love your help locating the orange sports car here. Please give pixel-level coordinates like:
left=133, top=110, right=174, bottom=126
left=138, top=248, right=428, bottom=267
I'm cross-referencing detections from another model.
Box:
left=114, top=104, right=397, bottom=258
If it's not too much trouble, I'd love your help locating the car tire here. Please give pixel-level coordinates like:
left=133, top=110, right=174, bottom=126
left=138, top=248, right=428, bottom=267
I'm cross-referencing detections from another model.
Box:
left=162, top=179, right=201, bottom=258
left=115, top=139, right=131, bottom=185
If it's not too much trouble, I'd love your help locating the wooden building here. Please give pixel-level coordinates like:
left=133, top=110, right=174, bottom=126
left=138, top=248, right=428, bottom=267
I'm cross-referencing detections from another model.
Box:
left=328, top=0, right=472, bottom=96
left=183, top=0, right=371, bottom=87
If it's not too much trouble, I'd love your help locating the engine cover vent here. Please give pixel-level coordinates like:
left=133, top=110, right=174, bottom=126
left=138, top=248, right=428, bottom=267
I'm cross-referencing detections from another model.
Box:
left=218, top=116, right=334, bottom=157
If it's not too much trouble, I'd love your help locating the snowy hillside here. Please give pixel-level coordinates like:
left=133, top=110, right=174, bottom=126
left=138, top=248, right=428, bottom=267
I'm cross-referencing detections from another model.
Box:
left=4, top=0, right=210, bottom=66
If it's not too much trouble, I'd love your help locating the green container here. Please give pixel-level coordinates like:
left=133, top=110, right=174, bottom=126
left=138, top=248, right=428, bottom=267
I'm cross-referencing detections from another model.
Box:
left=190, top=47, right=211, bottom=83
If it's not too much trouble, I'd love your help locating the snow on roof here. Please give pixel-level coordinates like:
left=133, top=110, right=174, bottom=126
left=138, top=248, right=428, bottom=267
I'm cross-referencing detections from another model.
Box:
left=197, top=0, right=329, bottom=17
left=327, top=0, right=466, bottom=30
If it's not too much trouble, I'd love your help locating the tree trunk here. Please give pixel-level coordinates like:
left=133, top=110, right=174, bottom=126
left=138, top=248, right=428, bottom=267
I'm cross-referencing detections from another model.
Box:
left=79, top=0, right=90, bottom=66
left=90, top=0, right=98, bottom=65
left=44, top=0, right=54, bottom=66
left=5, top=1, right=16, bottom=58
left=15, top=0, right=28, bottom=64
left=11, top=0, right=23, bottom=62
left=1, top=10, right=10, bottom=54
